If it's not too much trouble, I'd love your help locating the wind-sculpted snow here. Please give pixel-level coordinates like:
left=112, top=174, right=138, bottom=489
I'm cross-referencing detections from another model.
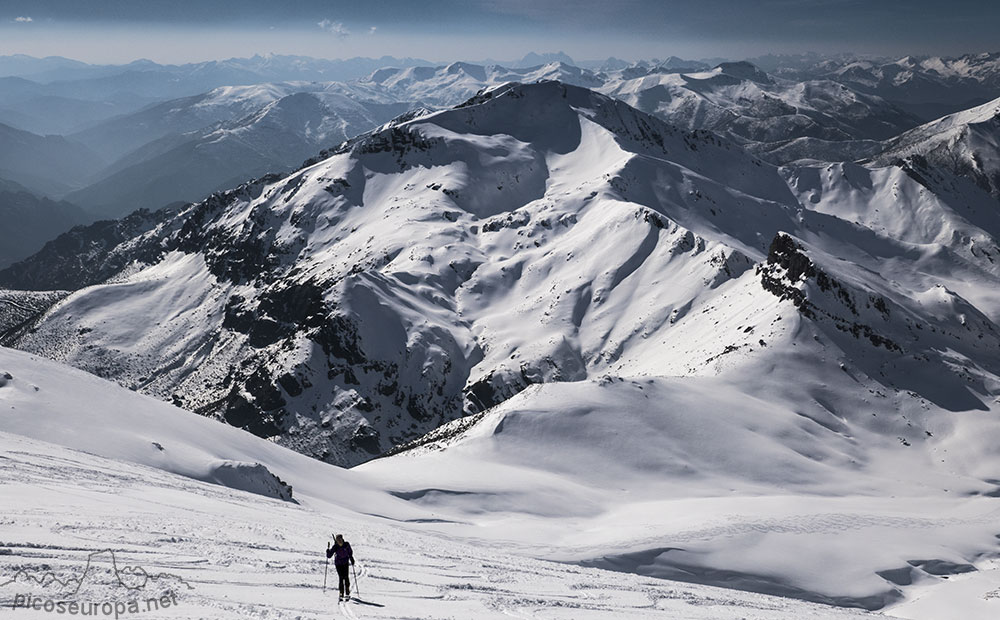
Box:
left=0, top=344, right=888, bottom=618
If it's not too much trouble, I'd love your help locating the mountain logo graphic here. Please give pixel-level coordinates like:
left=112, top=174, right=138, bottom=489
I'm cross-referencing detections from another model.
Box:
left=0, top=548, right=193, bottom=596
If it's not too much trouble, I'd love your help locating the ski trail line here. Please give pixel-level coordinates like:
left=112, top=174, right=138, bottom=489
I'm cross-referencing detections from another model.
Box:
left=339, top=598, right=360, bottom=619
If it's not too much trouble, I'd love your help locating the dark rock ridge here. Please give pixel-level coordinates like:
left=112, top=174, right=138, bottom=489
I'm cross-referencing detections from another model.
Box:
left=0, top=206, right=179, bottom=291
left=759, top=233, right=899, bottom=351
left=758, top=232, right=1000, bottom=412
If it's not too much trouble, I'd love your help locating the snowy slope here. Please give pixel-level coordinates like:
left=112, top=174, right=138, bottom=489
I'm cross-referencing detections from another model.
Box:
left=0, top=345, right=892, bottom=619
left=0, top=344, right=996, bottom=618
left=0, top=346, right=387, bottom=508
left=4, top=81, right=801, bottom=465
left=361, top=375, right=1000, bottom=611
left=872, top=96, right=1000, bottom=198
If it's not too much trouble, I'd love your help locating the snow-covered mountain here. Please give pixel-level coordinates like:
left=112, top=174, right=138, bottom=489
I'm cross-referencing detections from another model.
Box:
left=5, top=79, right=999, bottom=461
left=0, top=54, right=441, bottom=140
left=67, top=87, right=413, bottom=218
left=771, top=52, right=1000, bottom=121
left=509, top=51, right=577, bottom=68
left=62, top=59, right=926, bottom=219
left=357, top=61, right=605, bottom=107
left=352, top=59, right=919, bottom=164
left=872, top=96, right=1000, bottom=198
left=70, top=83, right=304, bottom=161
left=2, top=81, right=788, bottom=463
left=58, top=62, right=665, bottom=217
left=0, top=53, right=436, bottom=98
left=4, top=80, right=1000, bottom=611
left=598, top=61, right=922, bottom=163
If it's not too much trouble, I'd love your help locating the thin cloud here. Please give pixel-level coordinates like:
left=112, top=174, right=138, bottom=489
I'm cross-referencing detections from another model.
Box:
left=14, top=16, right=32, bottom=23
left=317, top=19, right=349, bottom=37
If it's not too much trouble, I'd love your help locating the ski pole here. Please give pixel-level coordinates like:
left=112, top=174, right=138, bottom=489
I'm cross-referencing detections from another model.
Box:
left=323, top=543, right=330, bottom=593
left=352, top=562, right=359, bottom=598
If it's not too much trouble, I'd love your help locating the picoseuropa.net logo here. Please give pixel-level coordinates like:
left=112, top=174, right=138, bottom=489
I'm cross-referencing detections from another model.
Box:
left=11, top=592, right=179, bottom=618
left=0, top=548, right=192, bottom=618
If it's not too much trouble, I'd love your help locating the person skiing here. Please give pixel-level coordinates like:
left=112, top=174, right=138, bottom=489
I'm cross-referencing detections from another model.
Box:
left=326, top=534, right=355, bottom=599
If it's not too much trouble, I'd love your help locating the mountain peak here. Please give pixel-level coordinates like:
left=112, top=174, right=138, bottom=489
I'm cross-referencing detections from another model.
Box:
left=443, top=61, right=488, bottom=81
left=514, top=51, right=576, bottom=68
left=658, top=56, right=709, bottom=71
left=713, top=61, right=773, bottom=84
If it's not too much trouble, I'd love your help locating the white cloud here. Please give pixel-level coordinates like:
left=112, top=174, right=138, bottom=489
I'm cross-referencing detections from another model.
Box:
left=317, top=19, right=349, bottom=37
left=368, top=26, right=377, bottom=35
left=14, top=16, right=32, bottom=23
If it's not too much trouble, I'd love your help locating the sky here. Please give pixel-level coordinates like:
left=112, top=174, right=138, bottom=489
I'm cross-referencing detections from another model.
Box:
left=0, top=0, right=996, bottom=64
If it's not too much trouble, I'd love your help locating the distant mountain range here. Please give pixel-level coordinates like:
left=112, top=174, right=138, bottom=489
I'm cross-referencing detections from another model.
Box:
left=2, top=50, right=1000, bottom=287
left=0, top=122, right=104, bottom=196
left=764, top=52, right=1000, bottom=120
left=0, top=179, right=90, bottom=268
left=48, top=58, right=944, bottom=219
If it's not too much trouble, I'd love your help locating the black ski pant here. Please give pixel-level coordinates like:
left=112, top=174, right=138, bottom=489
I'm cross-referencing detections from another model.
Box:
left=336, top=564, right=350, bottom=595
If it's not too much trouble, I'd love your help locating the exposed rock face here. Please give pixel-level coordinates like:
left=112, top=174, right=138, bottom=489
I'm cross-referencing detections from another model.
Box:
left=0, top=206, right=178, bottom=291
left=759, top=233, right=899, bottom=351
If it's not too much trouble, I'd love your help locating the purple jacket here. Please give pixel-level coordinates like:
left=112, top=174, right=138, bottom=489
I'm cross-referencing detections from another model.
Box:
left=327, top=542, right=353, bottom=566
